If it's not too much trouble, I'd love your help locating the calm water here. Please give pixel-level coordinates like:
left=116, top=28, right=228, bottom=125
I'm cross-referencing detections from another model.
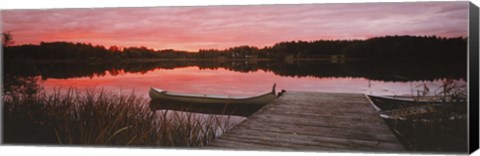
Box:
left=4, top=61, right=466, bottom=97
left=38, top=66, right=462, bottom=98
left=5, top=60, right=466, bottom=98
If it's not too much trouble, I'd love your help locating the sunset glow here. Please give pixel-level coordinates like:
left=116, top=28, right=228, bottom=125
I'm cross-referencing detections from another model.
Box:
left=41, top=66, right=450, bottom=98
left=1, top=2, right=468, bottom=51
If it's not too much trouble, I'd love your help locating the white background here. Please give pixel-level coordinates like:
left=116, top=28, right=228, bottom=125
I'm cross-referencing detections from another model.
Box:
left=0, top=0, right=479, bottom=156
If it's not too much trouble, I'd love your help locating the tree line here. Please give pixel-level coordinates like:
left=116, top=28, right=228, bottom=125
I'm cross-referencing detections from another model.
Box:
left=3, top=33, right=467, bottom=61
left=5, top=60, right=466, bottom=82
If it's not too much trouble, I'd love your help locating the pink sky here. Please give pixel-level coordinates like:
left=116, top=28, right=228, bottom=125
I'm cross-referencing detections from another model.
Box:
left=1, top=2, right=469, bottom=51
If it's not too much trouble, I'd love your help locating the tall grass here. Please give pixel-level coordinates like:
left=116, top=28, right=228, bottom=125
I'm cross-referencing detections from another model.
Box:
left=384, top=79, right=467, bottom=152
left=3, top=87, right=234, bottom=147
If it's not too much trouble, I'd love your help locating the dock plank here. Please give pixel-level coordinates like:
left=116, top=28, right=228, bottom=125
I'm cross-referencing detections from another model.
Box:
left=232, top=120, right=399, bottom=142
left=223, top=129, right=402, bottom=150
left=207, top=91, right=404, bottom=152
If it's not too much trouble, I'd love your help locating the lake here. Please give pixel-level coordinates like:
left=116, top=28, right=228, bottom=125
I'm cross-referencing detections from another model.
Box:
left=5, top=60, right=466, bottom=99
left=2, top=59, right=468, bottom=150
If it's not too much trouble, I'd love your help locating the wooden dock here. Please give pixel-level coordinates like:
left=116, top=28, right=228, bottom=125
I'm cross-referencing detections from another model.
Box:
left=207, top=91, right=405, bottom=152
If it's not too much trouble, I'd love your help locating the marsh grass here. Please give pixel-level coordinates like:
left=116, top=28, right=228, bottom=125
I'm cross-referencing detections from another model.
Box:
left=3, top=87, right=234, bottom=147
left=384, top=79, right=467, bottom=152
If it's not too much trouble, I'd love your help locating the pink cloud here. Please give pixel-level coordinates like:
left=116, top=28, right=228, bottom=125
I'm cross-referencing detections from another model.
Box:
left=1, top=2, right=469, bottom=51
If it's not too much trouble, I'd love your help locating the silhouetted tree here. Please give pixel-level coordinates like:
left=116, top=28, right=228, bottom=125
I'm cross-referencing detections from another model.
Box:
left=2, top=32, right=15, bottom=47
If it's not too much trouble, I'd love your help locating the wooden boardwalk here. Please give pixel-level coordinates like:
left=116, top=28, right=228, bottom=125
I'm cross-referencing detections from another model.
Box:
left=207, top=91, right=405, bottom=152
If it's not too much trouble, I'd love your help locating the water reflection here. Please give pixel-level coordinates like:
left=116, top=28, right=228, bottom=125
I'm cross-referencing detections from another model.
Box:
left=149, top=100, right=264, bottom=117
left=5, top=60, right=466, bottom=81
left=3, top=60, right=466, bottom=98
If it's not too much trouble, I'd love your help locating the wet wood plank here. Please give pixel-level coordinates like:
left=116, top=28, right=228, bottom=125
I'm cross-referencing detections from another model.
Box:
left=207, top=91, right=404, bottom=152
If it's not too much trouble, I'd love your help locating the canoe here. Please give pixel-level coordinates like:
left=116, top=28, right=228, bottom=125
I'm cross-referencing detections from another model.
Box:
left=368, top=95, right=461, bottom=111
left=368, top=95, right=433, bottom=111
left=149, top=84, right=277, bottom=106
left=378, top=105, right=439, bottom=120
left=148, top=100, right=265, bottom=117
left=368, top=95, right=438, bottom=120
left=368, top=95, right=465, bottom=120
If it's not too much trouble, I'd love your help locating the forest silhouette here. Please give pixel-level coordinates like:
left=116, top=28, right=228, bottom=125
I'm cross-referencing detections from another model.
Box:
left=3, top=35, right=467, bottom=61
left=2, top=34, right=467, bottom=82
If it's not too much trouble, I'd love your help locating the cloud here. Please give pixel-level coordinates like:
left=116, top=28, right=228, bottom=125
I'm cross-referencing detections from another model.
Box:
left=1, top=2, right=469, bottom=51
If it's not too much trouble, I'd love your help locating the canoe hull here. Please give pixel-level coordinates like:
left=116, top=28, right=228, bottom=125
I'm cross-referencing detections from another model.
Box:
left=149, top=89, right=276, bottom=106
left=368, top=95, right=466, bottom=120
left=149, top=100, right=264, bottom=117
left=148, top=84, right=278, bottom=116
left=368, top=95, right=426, bottom=111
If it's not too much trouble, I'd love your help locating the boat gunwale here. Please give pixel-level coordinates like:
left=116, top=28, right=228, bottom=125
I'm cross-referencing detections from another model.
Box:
left=368, top=95, right=440, bottom=104
left=151, top=89, right=275, bottom=101
left=150, top=83, right=277, bottom=101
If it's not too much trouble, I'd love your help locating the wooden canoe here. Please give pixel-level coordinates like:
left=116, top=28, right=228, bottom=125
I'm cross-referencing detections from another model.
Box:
left=368, top=95, right=431, bottom=111
left=368, top=95, right=438, bottom=119
left=149, top=84, right=277, bottom=106
left=148, top=101, right=265, bottom=117
left=367, top=95, right=465, bottom=120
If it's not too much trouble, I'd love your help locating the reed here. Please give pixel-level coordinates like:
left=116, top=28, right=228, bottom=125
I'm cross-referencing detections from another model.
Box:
left=384, top=79, right=467, bottom=152
left=3, top=87, right=234, bottom=147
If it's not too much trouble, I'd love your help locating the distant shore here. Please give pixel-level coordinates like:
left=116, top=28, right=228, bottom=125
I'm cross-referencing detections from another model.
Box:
left=5, top=57, right=349, bottom=64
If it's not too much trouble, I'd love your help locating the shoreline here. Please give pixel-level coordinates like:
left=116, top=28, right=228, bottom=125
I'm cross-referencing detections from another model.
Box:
left=4, top=57, right=464, bottom=64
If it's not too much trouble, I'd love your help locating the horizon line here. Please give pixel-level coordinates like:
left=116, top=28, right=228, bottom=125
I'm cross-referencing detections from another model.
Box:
left=5, top=34, right=468, bottom=52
